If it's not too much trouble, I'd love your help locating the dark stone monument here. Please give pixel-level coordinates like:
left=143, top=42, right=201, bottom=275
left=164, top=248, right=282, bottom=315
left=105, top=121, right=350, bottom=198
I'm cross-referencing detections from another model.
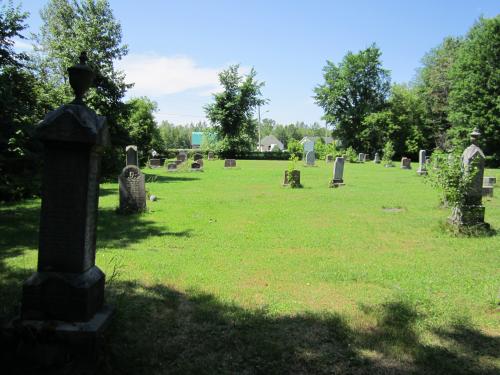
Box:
left=126, top=145, right=138, bottom=166
left=191, top=162, right=202, bottom=171
left=119, top=165, right=146, bottom=212
left=177, top=151, right=187, bottom=162
left=194, top=153, right=203, bottom=161
left=224, top=159, right=236, bottom=168
left=449, top=129, right=488, bottom=228
left=10, top=52, right=112, bottom=372
left=283, top=170, right=301, bottom=187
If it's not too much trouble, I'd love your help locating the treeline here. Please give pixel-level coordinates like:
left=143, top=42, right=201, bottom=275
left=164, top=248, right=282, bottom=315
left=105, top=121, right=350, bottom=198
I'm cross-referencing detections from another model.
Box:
left=314, top=16, right=499, bottom=164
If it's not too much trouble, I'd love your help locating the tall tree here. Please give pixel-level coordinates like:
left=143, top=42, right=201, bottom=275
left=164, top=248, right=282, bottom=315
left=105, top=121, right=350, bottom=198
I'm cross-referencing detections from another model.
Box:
left=314, top=44, right=391, bottom=151
left=416, top=37, right=462, bottom=149
left=204, top=65, right=266, bottom=156
left=447, top=16, right=500, bottom=164
left=34, top=0, right=132, bottom=174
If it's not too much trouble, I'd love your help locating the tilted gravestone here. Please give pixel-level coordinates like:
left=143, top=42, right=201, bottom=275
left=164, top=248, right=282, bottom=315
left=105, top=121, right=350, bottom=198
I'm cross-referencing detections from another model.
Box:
left=326, top=154, right=334, bottom=163
left=126, top=145, right=139, bottom=166
left=305, top=151, right=315, bottom=166
left=194, top=153, right=203, bottom=161
left=224, top=159, right=236, bottom=168
left=374, top=152, right=381, bottom=164
left=119, top=165, right=146, bottom=213
left=417, top=150, right=427, bottom=175
left=449, top=128, right=488, bottom=227
left=167, top=162, right=177, bottom=171
left=329, top=157, right=345, bottom=187
left=14, top=53, right=112, bottom=369
left=401, top=157, right=411, bottom=169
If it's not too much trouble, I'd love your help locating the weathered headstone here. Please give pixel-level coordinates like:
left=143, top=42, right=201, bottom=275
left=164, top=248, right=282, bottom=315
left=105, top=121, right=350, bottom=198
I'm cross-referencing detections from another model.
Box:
left=400, top=157, right=411, bottom=169
left=283, top=170, right=301, bottom=186
left=196, top=159, right=204, bottom=168
left=14, top=52, right=112, bottom=369
left=208, top=151, right=214, bottom=160
left=177, top=151, right=187, bottom=162
left=194, top=153, right=203, bottom=161
left=191, top=162, right=201, bottom=171
left=374, top=152, right=381, bottom=164
left=126, top=145, right=139, bottom=166
left=329, top=157, right=345, bottom=188
left=167, top=162, right=177, bottom=171
left=449, top=128, right=487, bottom=227
left=417, top=150, right=427, bottom=175
left=224, top=159, right=236, bottom=168
left=326, top=154, right=334, bottom=163
left=358, top=153, right=365, bottom=163
left=305, top=151, right=315, bottom=166
left=119, top=165, right=146, bottom=213
left=150, top=158, right=161, bottom=168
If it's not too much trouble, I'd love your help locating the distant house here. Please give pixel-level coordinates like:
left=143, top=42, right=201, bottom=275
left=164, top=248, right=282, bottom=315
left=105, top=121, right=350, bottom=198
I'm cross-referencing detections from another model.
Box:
left=299, top=136, right=334, bottom=145
left=259, top=135, right=284, bottom=152
left=191, top=132, right=203, bottom=149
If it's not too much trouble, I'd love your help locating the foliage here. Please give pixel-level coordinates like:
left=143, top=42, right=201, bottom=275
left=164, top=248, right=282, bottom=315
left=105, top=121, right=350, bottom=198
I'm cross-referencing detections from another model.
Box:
left=381, top=140, right=395, bottom=166
left=344, top=146, right=357, bottom=163
left=425, top=150, right=477, bottom=208
left=314, top=140, right=339, bottom=160
left=204, top=65, right=267, bottom=157
left=35, top=0, right=132, bottom=176
left=415, top=37, right=462, bottom=149
left=314, top=44, right=391, bottom=151
left=447, top=16, right=500, bottom=165
left=286, top=139, right=302, bottom=159
left=0, top=0, right=28, bottom=67
left=123, top=97, right=159, bottom=165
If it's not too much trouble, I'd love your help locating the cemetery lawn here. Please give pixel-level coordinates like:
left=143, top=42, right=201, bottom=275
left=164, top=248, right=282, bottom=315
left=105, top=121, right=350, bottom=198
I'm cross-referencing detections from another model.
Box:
left=1, top=160, right=499, bottom=374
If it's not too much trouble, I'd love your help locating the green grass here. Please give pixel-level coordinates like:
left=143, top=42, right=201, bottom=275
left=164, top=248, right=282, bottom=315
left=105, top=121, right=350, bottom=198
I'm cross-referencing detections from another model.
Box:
left=1, top=160, right=499, bottom=374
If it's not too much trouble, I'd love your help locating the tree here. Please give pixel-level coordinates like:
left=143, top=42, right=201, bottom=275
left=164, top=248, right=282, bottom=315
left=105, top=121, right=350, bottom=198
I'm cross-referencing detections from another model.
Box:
left=34, top=0, right=132, bottom=175
left=416, top=37, right=462, bottom=149
left=204, top=65, right=266, bottom=156
left=447, top=16, right=500, bottom=165
left=124, top=97, right=159, bottom=164
left=314, top=44, right=391, bottom=151
left=0, top=1, right=45, bottom=201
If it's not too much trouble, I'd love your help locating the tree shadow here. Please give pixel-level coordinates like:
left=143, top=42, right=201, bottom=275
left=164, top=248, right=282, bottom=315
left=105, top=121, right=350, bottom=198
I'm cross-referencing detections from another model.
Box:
left=143, top=172, right=200, bottom=183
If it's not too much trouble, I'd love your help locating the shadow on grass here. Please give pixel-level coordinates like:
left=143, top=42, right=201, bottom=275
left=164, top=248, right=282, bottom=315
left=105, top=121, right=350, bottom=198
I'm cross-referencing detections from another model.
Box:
left=143, top=172, right=200, bottom=183
left=93, top=281, right=500, bottom=375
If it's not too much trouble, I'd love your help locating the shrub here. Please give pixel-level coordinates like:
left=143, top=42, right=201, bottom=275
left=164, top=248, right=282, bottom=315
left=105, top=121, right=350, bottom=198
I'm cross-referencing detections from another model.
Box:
left=344, top=146, right=357, bottom=163
left=382, top=140, right=395, bottom=166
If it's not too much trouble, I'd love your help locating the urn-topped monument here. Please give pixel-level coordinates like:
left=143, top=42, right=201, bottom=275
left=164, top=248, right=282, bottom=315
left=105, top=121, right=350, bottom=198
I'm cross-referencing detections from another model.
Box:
left=12, top=52, right=112, bottom=371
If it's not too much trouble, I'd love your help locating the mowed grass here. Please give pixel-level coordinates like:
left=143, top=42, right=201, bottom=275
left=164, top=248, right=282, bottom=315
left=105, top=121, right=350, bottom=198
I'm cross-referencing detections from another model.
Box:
left=1, top=159, right=499, bottom=374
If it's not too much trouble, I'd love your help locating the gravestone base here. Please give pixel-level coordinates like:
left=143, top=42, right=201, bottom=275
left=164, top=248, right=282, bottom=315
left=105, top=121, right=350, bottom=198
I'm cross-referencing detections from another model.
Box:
left=4, top=305, right=113, bottom=374
left=417, top=168, right=427, bottom=175
left=449, top=205, right=487, bottom=228
left=22, top=266, right=105, bottom=322
left=329, top=179, right=345, bottom=188
left=482, top=186, right=494, bottom=198
left=401, top=165, right=411, bottom=170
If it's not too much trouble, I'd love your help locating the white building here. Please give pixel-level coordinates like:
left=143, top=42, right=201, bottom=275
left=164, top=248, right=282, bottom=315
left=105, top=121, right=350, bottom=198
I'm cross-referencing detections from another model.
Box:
left=258, top=135, right=284, bottom=152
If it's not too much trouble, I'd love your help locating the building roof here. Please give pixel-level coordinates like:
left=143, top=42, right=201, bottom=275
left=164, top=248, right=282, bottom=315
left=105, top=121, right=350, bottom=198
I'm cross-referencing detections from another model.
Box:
left=299, top=136, right=334, bottom=144
left=260, top=135, right=284, bottom=149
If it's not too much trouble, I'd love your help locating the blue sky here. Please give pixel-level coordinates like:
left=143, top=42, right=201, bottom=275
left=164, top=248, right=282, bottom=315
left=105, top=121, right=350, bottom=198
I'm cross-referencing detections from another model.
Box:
left=16, top=0, right=500, bottom=125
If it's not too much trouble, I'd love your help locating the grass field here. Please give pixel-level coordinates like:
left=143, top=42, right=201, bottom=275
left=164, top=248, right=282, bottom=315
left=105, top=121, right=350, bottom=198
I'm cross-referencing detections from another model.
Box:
left=1, top=159, right=499, bottom=374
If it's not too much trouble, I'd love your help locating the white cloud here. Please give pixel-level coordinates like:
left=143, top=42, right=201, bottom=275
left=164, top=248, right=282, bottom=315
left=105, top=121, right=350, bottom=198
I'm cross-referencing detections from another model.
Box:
left=117, top=53, right=224, bottom=97
left=13, top=38, right=34, bottom=51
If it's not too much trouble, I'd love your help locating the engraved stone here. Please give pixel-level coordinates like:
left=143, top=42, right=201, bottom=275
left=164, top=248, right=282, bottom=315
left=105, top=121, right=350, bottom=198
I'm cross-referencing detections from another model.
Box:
left=125, top=145, right=138, bottom=166
left=401, top=157, right=411, bottom=169
left=358, top=153, right=365, bottom=163
left=305, top=151, right=315, bottom=166
left=224, top=159, right=236, bottom=168
left=119, top=165, right=146, bottom=213
left=330, top=157, right=345, bottom=187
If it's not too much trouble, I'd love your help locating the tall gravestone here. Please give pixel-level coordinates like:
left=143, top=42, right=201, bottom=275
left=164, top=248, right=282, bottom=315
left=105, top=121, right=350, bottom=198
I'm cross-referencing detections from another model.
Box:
left=305, top=151, right=315, bottom=166
left=126, top=145, right=138, bottom=166
left=119, top=165, right=146, bottom=212
left=450, top=129, right=488, bottom=227
left=329, top=157, right=345, bottom=188
left=417, top=150, right=427, bottom=175
left=15, top=53, right=112, bottom=369
left=374, top=152, right=381, bottom=164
